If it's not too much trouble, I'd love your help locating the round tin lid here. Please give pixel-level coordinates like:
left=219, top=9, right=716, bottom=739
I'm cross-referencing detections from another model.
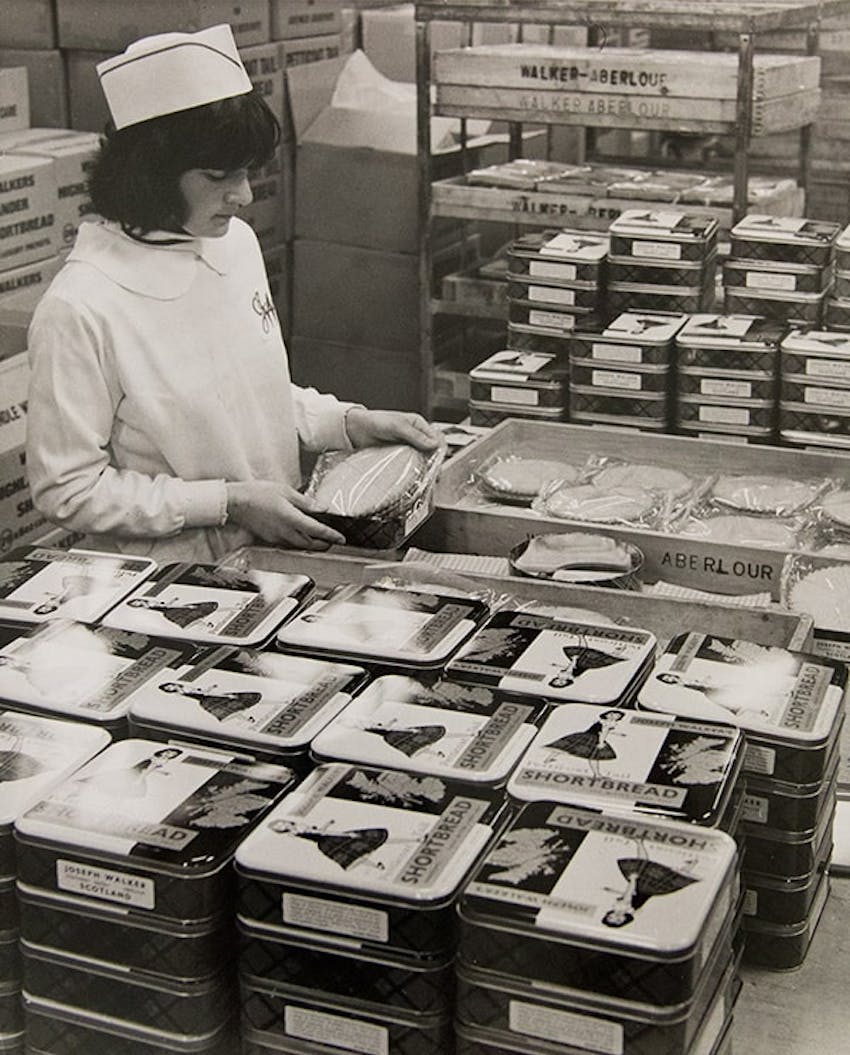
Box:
left=639, top=632, right=846, bottom=745
left=127, top=649, right=367, bottom=752
left=0, top=621, right=201, bottom=724
left=461, top=801, right=737, bottom=956
left=276, top=584, right=489, bottom=667
left=15, top=739, right=298, bottom=874
left=103, top=562, right=314, bottom=647
left=445, top=610, right=657, bottom=705
left=312, top=675, right=546, bottom=782
left=0, top=546, right=156, bottom=625
left=235, top=762, right=507, bottom=903
left=0, top=709, right=110, bottom=826
left=508, top=704, right=742, bottom=826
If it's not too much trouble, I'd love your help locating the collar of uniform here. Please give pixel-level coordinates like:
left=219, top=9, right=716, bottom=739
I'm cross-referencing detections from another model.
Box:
left=68, top=220, right=231, bottom=299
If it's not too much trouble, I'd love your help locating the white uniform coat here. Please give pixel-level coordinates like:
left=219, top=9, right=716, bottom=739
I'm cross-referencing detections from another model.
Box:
left=26, top=218, right=353, bottom=564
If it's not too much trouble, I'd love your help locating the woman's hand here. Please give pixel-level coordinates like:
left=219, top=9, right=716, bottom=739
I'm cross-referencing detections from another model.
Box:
left=344, top=408, right=441, bottom=452
left=225, top=481, right=345, bottom=550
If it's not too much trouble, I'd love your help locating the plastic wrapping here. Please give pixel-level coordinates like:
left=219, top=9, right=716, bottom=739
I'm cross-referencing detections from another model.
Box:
left=466, top=159, right=582, bottom=190
left=475, top=453, right=584, bottom=505
left=103, top=563, right=315, bottom=647
left=509, top=533, right=644, bottom=589
left=709, top=474, right=828, bottom=517
left=782, top=554, right=850, bottom=632
left=0, top=621, right=202, bottom=737
left=306, top=442, right=446, bottom=550
left=0, top=546, right=156, bottom=625
left=359, top=560, right=509, bottom=614
left=275, top=583, right=490, bottom=670
left=533, top=480, right=662, bottom=528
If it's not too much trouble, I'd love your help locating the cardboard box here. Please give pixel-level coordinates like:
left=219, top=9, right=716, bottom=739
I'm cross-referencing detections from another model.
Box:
left=56, top=0, right=269, bottom=50
left=0, top=1, right=57, bottom=49
left=65, top=50, right=108, bottom=133
left=293, top=238, right=418, bottom=350
left=0, top=49, right=67, bottom=127
left=280, top=33, right=343, bottom=69
left=290, top=53, right=526, bottom=252
left=242, top=146, right=291, bottom=251
left=0, top=299, right=32, bottom=361
left=1, top=129, right=100, bottom=249
left=0, top=353, right=47, bottom=554
left=290, top=334, right=423, bottom=411
left=270, top=1, right=342, bottom=42
left=0, top=153, right=58, bottom=271
left=0, top=253, right=61, bottom=305
left=0, top=67, right=29, bottom=136
left=240, top=40, right=286, bottom=122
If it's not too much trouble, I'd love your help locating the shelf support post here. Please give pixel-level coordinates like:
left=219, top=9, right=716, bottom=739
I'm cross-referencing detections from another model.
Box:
left=416, top=16, right=434, bottom=417
left=733, top=31, right=755, bottom=225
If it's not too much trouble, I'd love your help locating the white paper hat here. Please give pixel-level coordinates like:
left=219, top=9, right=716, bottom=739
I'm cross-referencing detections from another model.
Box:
left=96, top=24, right=253, bottom=130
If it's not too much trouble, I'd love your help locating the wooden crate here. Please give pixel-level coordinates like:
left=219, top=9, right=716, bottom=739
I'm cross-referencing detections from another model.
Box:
left=412, top=419, right=850, bottom=600
left=226, top=546, right=813, bottom=651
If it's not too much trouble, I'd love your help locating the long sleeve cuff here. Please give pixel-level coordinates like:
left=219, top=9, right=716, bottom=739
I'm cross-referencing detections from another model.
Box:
left=181, top=479, right=229, bottom=529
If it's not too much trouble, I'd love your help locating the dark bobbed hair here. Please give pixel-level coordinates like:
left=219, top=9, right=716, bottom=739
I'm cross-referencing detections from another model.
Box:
left=89, top=89, right=280, bottom=233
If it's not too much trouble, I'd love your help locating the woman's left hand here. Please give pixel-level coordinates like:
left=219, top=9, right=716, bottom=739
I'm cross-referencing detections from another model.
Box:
left=345, top=408, right=441, bottom=452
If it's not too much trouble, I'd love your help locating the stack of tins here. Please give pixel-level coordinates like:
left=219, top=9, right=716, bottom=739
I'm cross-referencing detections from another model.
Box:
left=467, top=350, right=571, bottom=428
left=673, top=314, right=786, bottom=443
left=568, top=311, right=688, bottom=432
left=0, top=713, right=109, bottom=1055
left=606, top=210, right=718, bottom=319
left=826, top=224, right=850, bottom=329
left=13, top=740, right=297, bottom=1055
left=724, top=215, right=841, bottom=329
left=234, top=762, right=511, bottom=1055
left=453, top=805, right=741, bottom=1055
left=638, top=633, right=846, bottom=969
left=779, top=329, right=850, bottom=449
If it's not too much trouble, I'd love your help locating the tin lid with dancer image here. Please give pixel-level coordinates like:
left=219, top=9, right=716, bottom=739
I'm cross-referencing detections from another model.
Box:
left=126, top=648, right=367, bottom=758
left=639, top=632, right=847, bottom=748
left=234, top=761, right=509, bottom=908
left=312, top=674, right=545, bottom=783
left=0, top=546, right=156, bottom=625
left=14, top=739, right=298, bottom=919
left=104, top=560, right=315, bottom=646
left=446, top=609, right=656, bottom=705
left=509, top=703, right=743, bottom=827
left=461, top=801, right=738, bottom=963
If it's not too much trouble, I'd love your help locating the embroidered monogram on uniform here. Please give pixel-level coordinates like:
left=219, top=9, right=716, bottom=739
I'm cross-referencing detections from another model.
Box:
left=252, top=290, right=278, bottom=333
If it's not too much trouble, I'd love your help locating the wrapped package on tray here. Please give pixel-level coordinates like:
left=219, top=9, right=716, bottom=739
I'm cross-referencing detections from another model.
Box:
left=306, top=443, right=446, bottom=549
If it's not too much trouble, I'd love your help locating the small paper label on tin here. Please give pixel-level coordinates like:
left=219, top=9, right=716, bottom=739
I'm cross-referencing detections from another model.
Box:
left=805, top=359, right=850, bottom=382
left=804, top=386, right=850, bottom=410
left=57, top=859, right=155, bottom=910
left=529, top=285, right=577, bottom=306
left=509, top=1000, right=623, bottom=1055
left=742, top=888, right=758, bottom=916
left=701, top=378, right=752, bottom=399
left=699, top=405, right=750, bottom=425
left=744, top=742, right=776, bottom=776
left=632, top=240, right=682, bottom=261
left=742, top=794, right=769, bottom=824
left=528, top=309, right=575, bottom=331
left=592, top=369, right=642, bottom=391
left=491, top=386, right=540, bottom=406
left=591, top=343, right=642, bottom=363
left=283, top=892, right=388, bottom=943
left=746, top=271, right=796, bottom=291
left=530, top=260, right=577, bottom=281
left=284, top=1005, right=388, bottom=1055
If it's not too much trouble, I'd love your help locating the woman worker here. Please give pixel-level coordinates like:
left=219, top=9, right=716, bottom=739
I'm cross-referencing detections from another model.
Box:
left=25, top=24, right=438, bottom=565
